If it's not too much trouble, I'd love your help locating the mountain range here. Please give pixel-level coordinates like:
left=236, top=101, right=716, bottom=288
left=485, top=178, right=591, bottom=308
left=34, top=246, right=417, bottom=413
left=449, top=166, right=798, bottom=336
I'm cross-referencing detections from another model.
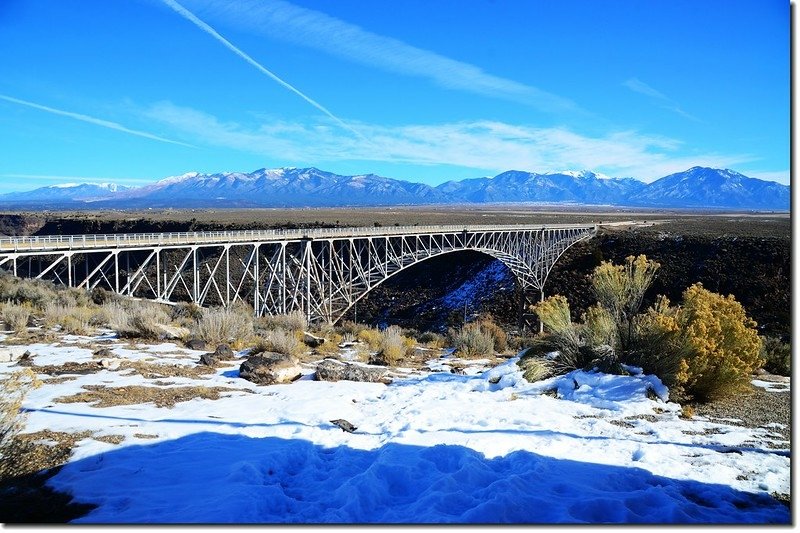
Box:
left=0, top=166, right=789, bottom=210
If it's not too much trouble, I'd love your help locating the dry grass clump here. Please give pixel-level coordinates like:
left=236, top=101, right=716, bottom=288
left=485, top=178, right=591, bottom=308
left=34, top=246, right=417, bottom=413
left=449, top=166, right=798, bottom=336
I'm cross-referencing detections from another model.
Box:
left=0, top=301, right=32, bottom=333
left=55, top=384, right=236, bottom=408
left=251, top=328, right=305, bottom=357
left=42, top=302, right=93, bottom=335
left=1, top=430, right=92, bottom=480
left=119, top=361, right=216, bottom=380
left=370, top=325, right=411, bottom=366
left=517, top=354, right=555, bottom=383
left=476, top=318, right=507, bottom=353
left=449, top=323, right=495, bottom=358
left=0, top=369, right=41, bottom=454
left=257, top=310, right=308, bottom=333
left=192, top=306, right=253, bottom=346
left=100, top=299, right=172, bottom=340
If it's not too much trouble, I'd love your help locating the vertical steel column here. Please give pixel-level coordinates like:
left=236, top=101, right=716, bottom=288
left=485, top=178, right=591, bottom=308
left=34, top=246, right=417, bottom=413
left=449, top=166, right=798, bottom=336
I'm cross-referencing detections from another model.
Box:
left=114, top=252, right=119, bottom=293
left=190, top=248, right=197, bottom=302
left=253, top=244, right=260, bottom=315
left=225, top=245, right=230, bottom=307
left=156, top=249, right=161, bottom=301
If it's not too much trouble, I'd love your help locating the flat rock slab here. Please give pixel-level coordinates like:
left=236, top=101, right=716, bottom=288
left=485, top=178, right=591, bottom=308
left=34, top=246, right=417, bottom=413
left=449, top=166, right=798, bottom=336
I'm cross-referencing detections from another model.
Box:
left=239, top=353, right=303, bottom=385
left=315, top=358, right=391, bottom=384
left=0, top=346, right=31, bottom=363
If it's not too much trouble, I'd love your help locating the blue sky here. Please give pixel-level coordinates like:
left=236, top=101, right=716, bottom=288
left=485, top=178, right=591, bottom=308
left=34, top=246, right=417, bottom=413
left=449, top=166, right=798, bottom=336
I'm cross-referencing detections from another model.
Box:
left=0, top=0, right=789, bottom=192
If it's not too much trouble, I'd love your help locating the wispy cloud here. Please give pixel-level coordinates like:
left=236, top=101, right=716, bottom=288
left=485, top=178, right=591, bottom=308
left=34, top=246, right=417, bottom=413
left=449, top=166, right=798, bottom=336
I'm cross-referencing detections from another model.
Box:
left=145, top=101, right=753, bottom=182
left=160, top=0, right=365, bottom=140
left=181, top=0, right=579, bottom=114
left=623, top=78, right=701, bottom=122
left=0, top=94, right=195, bottom=148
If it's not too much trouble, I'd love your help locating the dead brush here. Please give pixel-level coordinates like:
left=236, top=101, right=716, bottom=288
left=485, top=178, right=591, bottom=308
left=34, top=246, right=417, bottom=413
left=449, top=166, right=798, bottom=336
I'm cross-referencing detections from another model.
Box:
left=42, top=302, right=93, bottom=335
left=257, top=310, right=308, bottom=333
left=370, top=326, right=412, bottom=366
left=449, top=323, right=495, bottom=358
left=0, top=301, right=32, bottom=334
left=0, top=368, right=41, bottom=453
left=251, top=328, right=305, bottom=357
left=193, top=306, right=254, bottom=346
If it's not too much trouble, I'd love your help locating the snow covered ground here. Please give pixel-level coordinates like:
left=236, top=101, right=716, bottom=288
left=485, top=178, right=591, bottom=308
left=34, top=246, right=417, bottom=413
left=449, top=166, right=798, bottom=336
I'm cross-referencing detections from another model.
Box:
left=3, top=333, right=790, bottom=524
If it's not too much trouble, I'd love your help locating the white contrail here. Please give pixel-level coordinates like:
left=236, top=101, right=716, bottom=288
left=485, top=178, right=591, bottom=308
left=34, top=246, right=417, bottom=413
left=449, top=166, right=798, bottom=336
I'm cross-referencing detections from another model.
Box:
left=0, top=94, right=195, bottom=148
left=160, top=0, right=365, bottom=140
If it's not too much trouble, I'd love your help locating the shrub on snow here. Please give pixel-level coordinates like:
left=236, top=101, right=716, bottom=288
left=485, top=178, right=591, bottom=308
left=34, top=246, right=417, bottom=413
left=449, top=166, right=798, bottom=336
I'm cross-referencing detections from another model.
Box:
left=449, top=323, right=495, bottom=358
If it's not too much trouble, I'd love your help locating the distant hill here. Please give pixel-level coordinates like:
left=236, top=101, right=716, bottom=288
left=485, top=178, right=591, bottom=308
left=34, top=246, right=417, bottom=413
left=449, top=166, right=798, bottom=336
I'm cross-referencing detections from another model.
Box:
left=0, top=166, right=788, bottom=210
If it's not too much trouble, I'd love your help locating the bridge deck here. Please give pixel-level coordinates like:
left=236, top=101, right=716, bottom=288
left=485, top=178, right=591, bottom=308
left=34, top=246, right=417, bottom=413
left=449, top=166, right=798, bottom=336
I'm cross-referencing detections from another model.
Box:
left=0, top=223, right=598, bottom=253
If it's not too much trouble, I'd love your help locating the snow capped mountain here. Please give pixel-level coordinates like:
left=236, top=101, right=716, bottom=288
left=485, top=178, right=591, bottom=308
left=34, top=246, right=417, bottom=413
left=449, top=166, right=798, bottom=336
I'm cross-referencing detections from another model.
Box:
left=106, top=167, right=446, bottom=208
left=434, top=170, right=646, bottom=204
left=0, top=182, right=131, bottom=206
left=0, top=166, right=788, bottom=210
left=628, top=167, right=790, bottom=209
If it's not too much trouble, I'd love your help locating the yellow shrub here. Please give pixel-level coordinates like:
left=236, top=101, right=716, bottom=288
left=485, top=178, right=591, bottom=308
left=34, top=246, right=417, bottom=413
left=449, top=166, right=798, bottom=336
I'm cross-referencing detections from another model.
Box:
left=532, top=295, right=572, bottom=335
left=676, top=284, right=763, bottom=402
left=583, top=304, right=616, bottom=347
left=357, top=328, right=382, bottom=350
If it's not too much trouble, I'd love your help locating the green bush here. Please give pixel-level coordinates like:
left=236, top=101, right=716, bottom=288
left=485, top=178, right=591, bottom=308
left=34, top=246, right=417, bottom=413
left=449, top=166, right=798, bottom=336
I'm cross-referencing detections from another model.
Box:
left=449, top=323, right=495, bottom=358
left=761, top=337, right=790, bottom=376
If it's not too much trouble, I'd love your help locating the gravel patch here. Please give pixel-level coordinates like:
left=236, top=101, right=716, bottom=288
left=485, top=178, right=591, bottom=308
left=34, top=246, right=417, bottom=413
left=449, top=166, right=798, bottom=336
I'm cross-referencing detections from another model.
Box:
left=692, top=374, right=790, bottom=442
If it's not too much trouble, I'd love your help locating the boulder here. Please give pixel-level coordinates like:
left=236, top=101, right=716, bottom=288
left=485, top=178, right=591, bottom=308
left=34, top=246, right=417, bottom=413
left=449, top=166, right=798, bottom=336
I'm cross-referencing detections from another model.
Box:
left=198, top=352, right=218, bottom=367
left=0, top=346, right=31, bottom=364
left=93, top=347, right=113, bottom=358
left=185, top=338, right=207, bottom=351
left=315, top=358, right=391, bottom=384
left=302, top=332, right=326, bottom=348
left=239, top=352, right=303, bottom=385
left=213, top=344, right=235, bottom=359
left=153, top=324, right=190, bottom=341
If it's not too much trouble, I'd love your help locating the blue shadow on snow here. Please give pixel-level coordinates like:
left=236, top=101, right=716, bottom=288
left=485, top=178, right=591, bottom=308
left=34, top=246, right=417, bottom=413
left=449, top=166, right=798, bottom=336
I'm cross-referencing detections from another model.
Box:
left=41, top=432, right=789, bottom=524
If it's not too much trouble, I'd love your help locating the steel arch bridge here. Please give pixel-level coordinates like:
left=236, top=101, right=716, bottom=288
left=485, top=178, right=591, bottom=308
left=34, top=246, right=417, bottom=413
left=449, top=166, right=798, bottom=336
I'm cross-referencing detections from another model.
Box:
left=0, top=224, right=597, bottom=325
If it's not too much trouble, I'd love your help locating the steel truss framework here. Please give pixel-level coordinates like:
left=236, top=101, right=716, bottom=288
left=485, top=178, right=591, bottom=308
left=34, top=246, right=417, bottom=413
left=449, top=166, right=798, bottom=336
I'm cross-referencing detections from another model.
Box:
left=0, top=224, right=597, bottom=325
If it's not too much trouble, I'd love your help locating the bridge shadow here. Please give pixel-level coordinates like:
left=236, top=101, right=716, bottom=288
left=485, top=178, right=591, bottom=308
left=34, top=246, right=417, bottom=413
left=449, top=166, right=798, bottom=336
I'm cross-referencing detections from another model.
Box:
left=9, top=431, right=789, bottom=524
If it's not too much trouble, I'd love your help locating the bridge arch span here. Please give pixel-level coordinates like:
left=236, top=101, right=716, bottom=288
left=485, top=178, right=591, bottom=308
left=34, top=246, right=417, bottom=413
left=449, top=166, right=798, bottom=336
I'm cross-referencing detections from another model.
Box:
left=0, top=223, right=597, bottom=327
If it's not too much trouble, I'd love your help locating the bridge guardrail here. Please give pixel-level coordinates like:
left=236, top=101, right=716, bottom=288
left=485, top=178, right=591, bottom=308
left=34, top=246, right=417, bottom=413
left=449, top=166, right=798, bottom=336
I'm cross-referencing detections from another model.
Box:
left=0, top=223, right=598, bottom=253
